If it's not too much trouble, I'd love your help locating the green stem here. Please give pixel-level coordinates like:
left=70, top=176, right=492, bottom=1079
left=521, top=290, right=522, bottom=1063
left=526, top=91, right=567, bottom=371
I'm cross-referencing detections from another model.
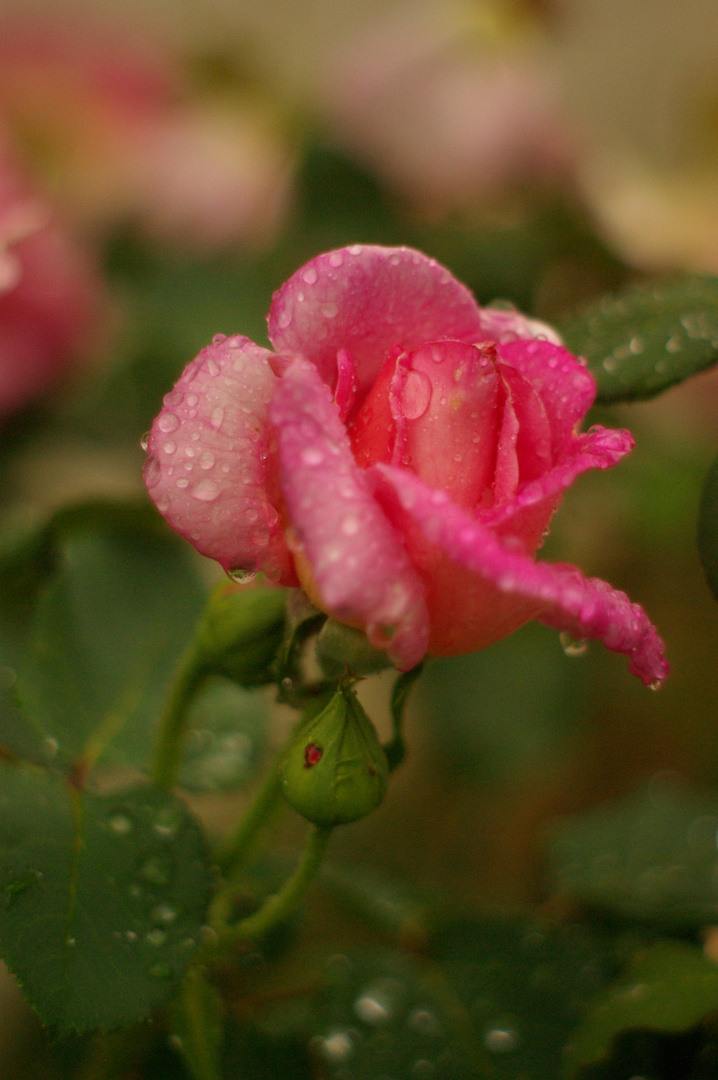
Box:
left=213, top=763, right=283, bottom=876
left=384, top=662, right=424, bottom=771
left=216, top=825, right=332, bottom=948
left=151, top=647, right=207, bottom=790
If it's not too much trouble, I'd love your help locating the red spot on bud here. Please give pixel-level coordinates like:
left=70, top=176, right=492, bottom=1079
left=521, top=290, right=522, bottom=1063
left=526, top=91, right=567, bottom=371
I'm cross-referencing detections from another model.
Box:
left=304, top=743, right=323, bottom=767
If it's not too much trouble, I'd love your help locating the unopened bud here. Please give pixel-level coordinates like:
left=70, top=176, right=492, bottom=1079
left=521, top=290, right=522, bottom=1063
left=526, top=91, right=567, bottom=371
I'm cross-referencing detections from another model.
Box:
left=278, top=679, right=389, bottom=826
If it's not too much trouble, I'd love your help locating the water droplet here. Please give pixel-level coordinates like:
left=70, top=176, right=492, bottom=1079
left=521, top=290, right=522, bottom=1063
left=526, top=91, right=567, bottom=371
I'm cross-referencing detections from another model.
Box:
left=354, top=988, right=393, bottom=1024
left=277, top=309, right=292, bottom=329
left=158, top=413, right=180, bottom=434
left=141, top=854, right=173, bottom=886
left=143, top=456, right=161, bottom=488
left=109, top=813, right=133, bottom=836
left=140, top=432, right=150, bottom=451
left=301, top=446, right=324, bottom=466
left=629, top=335, right=644, bottom=354
left=227, top=565, right=257, bottom=584
left=348, top=244, right=363, bottom=256
left=317, top=1030, right=353, bottom=1062
left=126, top=930, right=138, bottom=941
left=199, top=450, right=215, bottom=470
left=151, top=903, right=178, bottom=924
left=649, top=679, right=663, bottom=691
left=328, top=252, right=344, bottom=268
left=402, top=369, right=432, bottom=420
left=192, top=478, right=220, bottom=502
left=484, top=1027, right=519, bottom=1053
left=43, top=736, right=59, bottom=758
left=175, top=477, right=189, bottom=489
left=212, top=334, right=226, bottom=345
left=164, top=390, right=183, bottom=407
left=408, top=1009, right=441, bottom=1036
left=154, top=805, right=182, bottom=838
left=560, top=632, right=588, bottom=657
left=206, top=358, right=220, bottom=376
left=210, top=407, right=224, bottom=430
left=602, top=356, right=618, bottom=372
left=321, top=302, right=338, bottom=318
left=302, top=266, right=318, bottom=285
left=146, top=928, right=167, bottom=947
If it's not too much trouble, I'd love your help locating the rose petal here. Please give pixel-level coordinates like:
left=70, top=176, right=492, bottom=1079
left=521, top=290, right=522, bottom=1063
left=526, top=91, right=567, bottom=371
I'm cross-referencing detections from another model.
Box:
left=267, top=245, right=485, bottom=395
left=497, top=339, right=596, bottom=458
left=483, top=425, right=634, bottom=552
left=144, top=334, right=293, bottom=582
left=479, top=306, right=563, bottom=346
left=271, top=357, right=430, bottom=669
left=375, top=465, right=668, bottom=686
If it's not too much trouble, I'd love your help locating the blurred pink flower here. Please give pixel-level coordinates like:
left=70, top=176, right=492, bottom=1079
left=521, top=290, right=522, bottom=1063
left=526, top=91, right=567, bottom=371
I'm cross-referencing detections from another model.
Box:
left=318, top=4, right=572, bottom=212
left=0, top=138, right=103, bottom=417
left=0, top=14, right=292, bottom=249
left=143, top=245, right=667, bottom=686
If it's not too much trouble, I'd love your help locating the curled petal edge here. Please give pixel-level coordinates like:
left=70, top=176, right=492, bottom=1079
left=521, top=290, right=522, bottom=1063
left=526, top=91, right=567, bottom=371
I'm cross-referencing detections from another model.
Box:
left=271, top=358, right=430, bottom=670
left=374, top=465, right=669, bottom=687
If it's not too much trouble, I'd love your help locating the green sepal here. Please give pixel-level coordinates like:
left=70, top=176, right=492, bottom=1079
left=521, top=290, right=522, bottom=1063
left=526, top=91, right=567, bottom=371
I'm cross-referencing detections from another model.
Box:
left=278, top=680, right=389, bottom=827
left=193, top=584, right=287, bottom=687
left=315, top=619, right=393, bottom=678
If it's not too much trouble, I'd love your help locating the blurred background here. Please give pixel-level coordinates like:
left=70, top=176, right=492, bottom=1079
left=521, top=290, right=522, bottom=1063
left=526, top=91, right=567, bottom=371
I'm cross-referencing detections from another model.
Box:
left=3, top=0, right=718, bottom=1075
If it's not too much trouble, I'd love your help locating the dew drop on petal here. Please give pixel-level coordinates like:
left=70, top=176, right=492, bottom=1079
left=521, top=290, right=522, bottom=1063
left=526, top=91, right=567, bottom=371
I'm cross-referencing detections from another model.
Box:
left=140, top=432, right=150, bottom=451
left=402, top=369, right=432, bottom=420
left=227, top=566, right=257, bottom=584
left=163, top=441, right=176, bottom=455
left=210, top=407, right=225, bottom=430
left=277, top=309, right=292, bottom=329
left=192, top=479, right=220, bottom=502
left=143, top=456, right=161, bottom=488
left=321, top=302, right=338, bottom=318
left=199, top=450, right=215, bottom=470
left=175, top=477, right=189, bottom=489
left=328, top=252, right=344, bottom=268
left=212, top=334, right=226, bottom=345
left=559, top=631, right=588, bottom=657
left=158, top=412, right=180, bottom=434
left=301, top=446, right=324, bottom=466
left=303, top=266, right=318, bottom=285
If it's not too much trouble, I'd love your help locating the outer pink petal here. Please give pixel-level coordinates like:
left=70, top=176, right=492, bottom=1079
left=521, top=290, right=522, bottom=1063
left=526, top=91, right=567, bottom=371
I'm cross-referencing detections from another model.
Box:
left=375, top=465, right=669, bottom=686
left=497, top=339, right=596, bottom=458
left=267, top=245, right=485, bottom=395
left=270, top=357, right=429, bottom=670
left=483, top=425, right=634, bottom=552
left=478, top=306, right=563, bottom=346
left=144, top=334, right=292, bottom=582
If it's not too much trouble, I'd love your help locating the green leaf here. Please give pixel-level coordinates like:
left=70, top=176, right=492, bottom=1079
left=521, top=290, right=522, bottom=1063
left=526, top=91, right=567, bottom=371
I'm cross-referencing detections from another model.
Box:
left=303, top=916, right=621, bottom=1080
left=178, top=677, right=267, bottom=792
left=0, top=764, right=212, bottom=1034
left=549, top=779, right=718, bottom=927
left=558, top=275, right=718, bottom=401
left=698, top=451, right=718, bottom=604
left=14, top=516, right=206, bottom=773
left=564, top=940, right=718, bottom=1078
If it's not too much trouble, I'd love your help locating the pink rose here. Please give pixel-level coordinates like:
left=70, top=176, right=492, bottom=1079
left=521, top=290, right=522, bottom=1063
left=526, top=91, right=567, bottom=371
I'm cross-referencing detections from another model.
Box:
left=0, top=140, right=103, bottom=417
left=143, top=245, right=668, bottom=687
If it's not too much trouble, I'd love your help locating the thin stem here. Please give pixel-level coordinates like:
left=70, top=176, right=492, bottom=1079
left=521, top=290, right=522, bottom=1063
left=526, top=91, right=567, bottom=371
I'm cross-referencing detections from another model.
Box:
left=151, top=648, right=207, bottom=790
left=215, top=826, right=332, bottom=948
left=213, top=763, right=283, bottom=877
left=384, top=662, right=424, bottom=771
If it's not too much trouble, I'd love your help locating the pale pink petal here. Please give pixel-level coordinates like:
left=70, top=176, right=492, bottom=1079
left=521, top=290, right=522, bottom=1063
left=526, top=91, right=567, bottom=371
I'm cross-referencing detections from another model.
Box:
left=144, top=335, right=293, bottom=582
left=267, top=245, right=485, bottom=395
left=497, top=339, right=596, bottom=458
left=479, top=306, right=563, bottom=346
left=375, top=465, right=668, bottom=686
left=271, top=357, right=429, bottom=670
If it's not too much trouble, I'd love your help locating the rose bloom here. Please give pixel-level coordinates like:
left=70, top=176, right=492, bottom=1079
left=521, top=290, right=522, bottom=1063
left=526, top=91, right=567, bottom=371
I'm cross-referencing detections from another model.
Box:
left=0, top=138, right=103, bottom=417
left=143, top=245, right=667, bottom=687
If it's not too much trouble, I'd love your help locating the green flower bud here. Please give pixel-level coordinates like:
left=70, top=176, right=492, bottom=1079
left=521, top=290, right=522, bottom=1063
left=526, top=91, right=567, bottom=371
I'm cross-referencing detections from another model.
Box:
left=278, top=680, right=389, bottom=827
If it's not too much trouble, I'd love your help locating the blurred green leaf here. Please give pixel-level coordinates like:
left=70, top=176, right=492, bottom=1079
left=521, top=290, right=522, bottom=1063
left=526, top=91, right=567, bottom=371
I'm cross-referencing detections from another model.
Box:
left=178, top=677, right=267, bottom=792
left=564, top=940, right=718, bottom=1079
left=12, top=508, right=206, bottom=774
left=303, top=915, right=622, bottom=1080
left=558, top=275, right=718, bottom=401
left=0, top=765, right=212, bottom=1035
left=549, top=780, right=718, bottom=927
left=698, top=451, right=718, bottom=604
